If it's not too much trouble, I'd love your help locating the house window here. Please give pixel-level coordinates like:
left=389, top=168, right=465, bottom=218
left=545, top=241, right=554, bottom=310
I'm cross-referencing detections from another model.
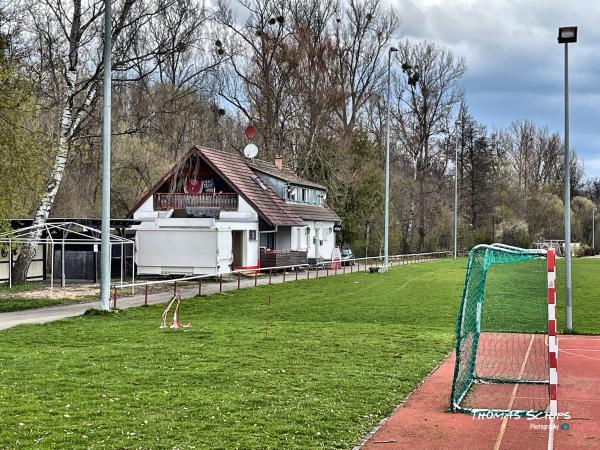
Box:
left=252, top=176, right=268, bottom=191
left=249, top=230, right=257, bottom=241
left=301, top=188, right=308, bottom=203
left=285, top=185, right=297, bottom=201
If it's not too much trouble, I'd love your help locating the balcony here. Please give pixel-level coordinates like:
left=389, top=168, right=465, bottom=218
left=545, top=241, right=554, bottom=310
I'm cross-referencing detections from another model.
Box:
left=154, top=193, right=239, bottom=211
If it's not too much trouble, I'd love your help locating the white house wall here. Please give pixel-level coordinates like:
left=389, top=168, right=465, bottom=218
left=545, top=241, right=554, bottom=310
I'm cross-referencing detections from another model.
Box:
left=302, top=220, right=336, bottom=259
left=216, top=220, right=258, bottom=268
left=132, top=196, right=158, bottom=220
left=291, top=226, right=306, bottom=252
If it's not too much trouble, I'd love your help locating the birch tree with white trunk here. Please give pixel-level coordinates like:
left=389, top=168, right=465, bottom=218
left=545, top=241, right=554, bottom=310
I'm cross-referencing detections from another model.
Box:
left=12, top=0, right=213, bottom=282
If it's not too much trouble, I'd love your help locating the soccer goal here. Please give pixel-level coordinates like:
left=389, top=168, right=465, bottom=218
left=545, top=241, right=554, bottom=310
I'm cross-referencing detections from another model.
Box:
left=450, top=244, right=557, bottom=417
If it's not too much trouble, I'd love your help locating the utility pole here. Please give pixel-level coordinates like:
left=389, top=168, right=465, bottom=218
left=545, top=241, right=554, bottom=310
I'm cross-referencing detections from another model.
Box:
left=100, top=0, right=112, bottom=310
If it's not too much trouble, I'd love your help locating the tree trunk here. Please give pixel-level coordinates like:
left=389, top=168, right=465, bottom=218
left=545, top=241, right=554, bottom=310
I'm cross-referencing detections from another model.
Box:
left=403, top=162, right=418, bottom=253
left=11, top=72, right=76, bottom=283
left=417, top=172, right=426, bottom=252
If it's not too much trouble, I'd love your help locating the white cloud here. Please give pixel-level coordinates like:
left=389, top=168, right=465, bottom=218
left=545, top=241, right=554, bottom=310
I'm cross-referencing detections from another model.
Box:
left=386, top=0, right=600, bottom=179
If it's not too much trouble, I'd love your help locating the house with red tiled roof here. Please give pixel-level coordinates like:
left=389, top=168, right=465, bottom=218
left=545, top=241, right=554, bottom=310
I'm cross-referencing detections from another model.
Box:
left=128, top=145, right=341, bottom=275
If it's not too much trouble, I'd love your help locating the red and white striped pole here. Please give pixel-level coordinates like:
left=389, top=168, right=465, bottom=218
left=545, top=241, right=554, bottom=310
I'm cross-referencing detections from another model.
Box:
left=547, top=248, right=558, bottom=417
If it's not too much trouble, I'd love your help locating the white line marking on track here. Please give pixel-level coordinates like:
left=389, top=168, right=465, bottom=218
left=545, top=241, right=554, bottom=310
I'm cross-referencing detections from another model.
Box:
left=493, top=334, right=535, bottom=450
left=560, top=350, right=600, bottom=362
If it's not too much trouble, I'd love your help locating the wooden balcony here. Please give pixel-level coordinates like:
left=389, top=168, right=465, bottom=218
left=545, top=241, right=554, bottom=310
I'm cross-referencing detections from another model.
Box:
left=154, top=193, right=239, bottom=211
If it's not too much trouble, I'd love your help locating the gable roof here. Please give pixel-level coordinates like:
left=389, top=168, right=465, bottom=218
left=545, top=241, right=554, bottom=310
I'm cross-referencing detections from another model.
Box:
left=127, top=146, right=305, bottom=226
left=246, top=159, right=327, bottom=190
left=197, top=147, right=305, bottom=226
left=126, top=146, right=197, bottom=218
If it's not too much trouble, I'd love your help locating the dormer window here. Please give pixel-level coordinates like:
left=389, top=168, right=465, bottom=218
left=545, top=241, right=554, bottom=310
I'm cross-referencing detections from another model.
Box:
left=301, top=188, right=308, bottom=203
left=285, top=185, right=297, bottom=201
left=252, top=176, right=268, bottom=191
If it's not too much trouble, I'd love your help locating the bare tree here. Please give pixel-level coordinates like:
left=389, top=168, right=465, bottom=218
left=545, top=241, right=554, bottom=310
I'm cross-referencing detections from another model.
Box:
left=330, top=0, right=397, bottom=135
left=12, top=0, right=215, bottom=282
left=393, top=40, right=465, bottom=251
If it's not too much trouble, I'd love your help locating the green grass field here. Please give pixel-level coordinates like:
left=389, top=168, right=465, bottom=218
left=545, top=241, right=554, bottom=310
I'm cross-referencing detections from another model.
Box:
left=0, top=257, right=597, bottom=449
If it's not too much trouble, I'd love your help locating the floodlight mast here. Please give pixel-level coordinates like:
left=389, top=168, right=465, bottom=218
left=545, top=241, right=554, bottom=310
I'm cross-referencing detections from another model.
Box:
left=100, top=0, right=112, bottom=311
left=383, top=46, right=398, bottom=272
left=558, top=26, right=577, bottom=333
left=593, top=208, right=596, bottom=256
left=454, top=141, right=458, bottom=259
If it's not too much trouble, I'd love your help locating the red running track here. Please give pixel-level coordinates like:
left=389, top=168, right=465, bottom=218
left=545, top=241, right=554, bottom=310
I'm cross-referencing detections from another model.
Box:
left=362, top=335, right=600, bottom=450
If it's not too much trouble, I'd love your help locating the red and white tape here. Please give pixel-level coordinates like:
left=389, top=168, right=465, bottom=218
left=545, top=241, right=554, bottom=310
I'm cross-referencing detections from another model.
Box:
left=547, top=248, right=557, bottom=417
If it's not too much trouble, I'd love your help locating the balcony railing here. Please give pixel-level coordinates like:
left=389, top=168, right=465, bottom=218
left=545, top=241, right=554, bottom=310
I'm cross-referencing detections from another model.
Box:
left=154, top=193, right=239, bottom=211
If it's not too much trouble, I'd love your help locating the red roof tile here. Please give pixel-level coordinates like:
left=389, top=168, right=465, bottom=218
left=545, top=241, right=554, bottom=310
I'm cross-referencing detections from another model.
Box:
left=286, top=203, right=341, bottom=222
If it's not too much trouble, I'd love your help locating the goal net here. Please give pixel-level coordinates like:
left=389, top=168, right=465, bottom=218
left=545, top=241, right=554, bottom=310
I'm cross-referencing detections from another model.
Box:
left=450, top=244, right=557, bottom=417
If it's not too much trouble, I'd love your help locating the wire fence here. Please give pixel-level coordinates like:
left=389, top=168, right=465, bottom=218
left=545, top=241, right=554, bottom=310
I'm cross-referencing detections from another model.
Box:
left=110, top=251, right=451, bottom=309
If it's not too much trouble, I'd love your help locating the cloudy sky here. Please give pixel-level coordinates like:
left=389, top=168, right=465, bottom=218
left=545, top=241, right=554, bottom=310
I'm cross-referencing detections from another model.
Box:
left=387, top=0, right=600, bottom=179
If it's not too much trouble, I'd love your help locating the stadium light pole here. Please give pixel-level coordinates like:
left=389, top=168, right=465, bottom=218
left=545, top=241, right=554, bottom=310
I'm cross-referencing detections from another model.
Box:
left=100, top=0, right=113, bottom=311
left=558, top=26, right=577, bottom=333
left=383, top=47, right=398, bottom=271
left=593, top=207, right=596, bottom=256
left=454, top=142, right=458, bottom=259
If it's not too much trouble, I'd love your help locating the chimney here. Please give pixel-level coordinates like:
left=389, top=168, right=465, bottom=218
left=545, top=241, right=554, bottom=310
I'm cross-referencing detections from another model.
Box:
left=274, top=157, right=283, bottom=170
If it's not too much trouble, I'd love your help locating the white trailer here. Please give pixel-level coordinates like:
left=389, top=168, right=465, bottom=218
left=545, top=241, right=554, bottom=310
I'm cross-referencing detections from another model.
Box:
left=135, top=218, right=233, bottom=276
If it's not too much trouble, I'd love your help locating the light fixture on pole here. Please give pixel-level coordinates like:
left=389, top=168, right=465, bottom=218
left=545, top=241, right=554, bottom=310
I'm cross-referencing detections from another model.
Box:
left=100, top=0, right=113, bottom=310
left=558, top=26, right=577, bottom=333
left=383, top=46, right=398, bottom=271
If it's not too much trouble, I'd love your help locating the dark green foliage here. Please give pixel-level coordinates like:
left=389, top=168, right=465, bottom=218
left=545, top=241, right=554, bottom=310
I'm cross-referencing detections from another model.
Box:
left=337, top=131, right=384, bottom=254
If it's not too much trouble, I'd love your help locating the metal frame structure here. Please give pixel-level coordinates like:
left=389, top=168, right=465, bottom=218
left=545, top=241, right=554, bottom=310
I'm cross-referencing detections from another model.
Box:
left=0, top=221, right=134, bottom=295
left=450, top=244, right=552, bottom=417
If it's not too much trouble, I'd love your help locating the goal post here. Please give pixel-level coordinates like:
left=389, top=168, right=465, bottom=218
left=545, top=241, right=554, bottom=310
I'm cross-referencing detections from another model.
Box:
left=450, top=244, right=557, bottom=417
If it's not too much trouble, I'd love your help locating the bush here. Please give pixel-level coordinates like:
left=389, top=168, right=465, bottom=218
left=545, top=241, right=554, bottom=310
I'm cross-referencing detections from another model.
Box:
left=498, top=220, right=531, bottom=248
left=575, top=244, right=593, bottom=257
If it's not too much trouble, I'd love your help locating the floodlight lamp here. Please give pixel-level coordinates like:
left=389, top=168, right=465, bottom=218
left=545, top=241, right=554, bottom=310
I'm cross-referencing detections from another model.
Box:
left=558, top=26, right=578, bottom=44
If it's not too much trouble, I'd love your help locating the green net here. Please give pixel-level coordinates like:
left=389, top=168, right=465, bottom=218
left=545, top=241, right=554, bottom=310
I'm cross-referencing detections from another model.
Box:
left=450, top=244, right=550, bottom=416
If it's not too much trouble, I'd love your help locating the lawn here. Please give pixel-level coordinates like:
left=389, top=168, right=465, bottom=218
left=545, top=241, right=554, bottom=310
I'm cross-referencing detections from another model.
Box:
left=554, top=258, right=600, bottom=334
left=0, top=257, right=597, bottom=449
